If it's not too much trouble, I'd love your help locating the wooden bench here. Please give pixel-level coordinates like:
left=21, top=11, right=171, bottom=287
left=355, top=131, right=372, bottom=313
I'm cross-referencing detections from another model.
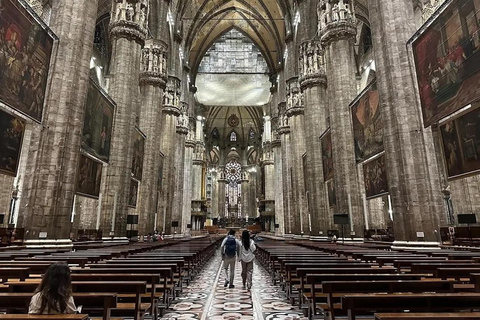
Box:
left=6, top=281, right=147, bottom=320
left=305, top=274, right=428, bottom=319
left=71, top=267, right=173, bottom=304
left=0, top=267, right=29, bottom=282
left=342, top=293, right=480, bottom=320
left=374, top=313, right=480, bottom=320
left=0, top=293, right=116, bottom=320
left=0, top=315, right=89, bottom=320
left=437, top=268, right=480, bottom=280
left=321, top=280, right=456, bottom=320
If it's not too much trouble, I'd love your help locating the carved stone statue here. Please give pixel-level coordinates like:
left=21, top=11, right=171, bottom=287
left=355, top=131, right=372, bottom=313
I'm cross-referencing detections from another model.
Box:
left=153, top=54, right=159, bottom=72
left=332, top=4, right=339, bottom=22
left=126, top=3, right=135, bottom=21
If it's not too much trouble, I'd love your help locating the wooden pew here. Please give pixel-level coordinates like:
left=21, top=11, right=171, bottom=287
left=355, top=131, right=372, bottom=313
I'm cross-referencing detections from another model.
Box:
left=375, top=313, right=480, bottom=320
left=0, top=267, right=29, bottom=282
left=71, top=267, right=173, bottom=304
left=411, top=263, right=480, bottom=275
left=437, top=268, right=480, bottom=280
left=0, top=293, right=117, bottom=320
left=0, top=315, right=89, bottom=320
left=6, top=281, right=148, bottom=320
left=305, top=273, right=428, bottom=318
left=342, top=293, right=480, bottom=320
left=321, top=280, right=455, bottom=320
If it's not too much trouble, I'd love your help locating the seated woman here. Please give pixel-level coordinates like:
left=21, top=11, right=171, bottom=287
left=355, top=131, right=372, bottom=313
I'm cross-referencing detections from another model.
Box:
left=29, top=262, right=77, bottom=314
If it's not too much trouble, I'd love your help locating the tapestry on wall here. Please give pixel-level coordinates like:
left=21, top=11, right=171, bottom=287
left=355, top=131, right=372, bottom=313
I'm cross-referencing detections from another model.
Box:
left=363, top=153, right=389, bottom=199
left=76, top=154, right=103, bottom=198
left=326, top=179, right=336, bottom=208
left=81, top=80, right=115, bottom=162
left=132, top=128, right=145, bottom=181
left=128, top=178, right=138, bottom=208
left=351, top=81, right=384, bottom=162
left=0, top=0, right=54, bottom=121
left=0, top=109, right=25, bottom=176
left=413, top=0, right=480, bottom=127
left=321, top=129, right=334, bottom=182
left=440, top=105, right=480, bottom=179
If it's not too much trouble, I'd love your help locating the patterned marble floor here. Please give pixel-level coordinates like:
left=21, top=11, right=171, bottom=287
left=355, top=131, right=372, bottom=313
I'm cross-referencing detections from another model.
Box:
left=160, top=250, right=308, bottom=320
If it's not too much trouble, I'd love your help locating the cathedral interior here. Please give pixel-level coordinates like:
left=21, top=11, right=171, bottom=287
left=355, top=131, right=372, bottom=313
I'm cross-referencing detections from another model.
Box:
left=0, top=0, right=479, bottom=245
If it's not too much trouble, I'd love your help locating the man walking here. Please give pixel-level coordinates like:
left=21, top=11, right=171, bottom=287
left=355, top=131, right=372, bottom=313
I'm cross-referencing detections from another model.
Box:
left=220, top=229, right=239, bottom=288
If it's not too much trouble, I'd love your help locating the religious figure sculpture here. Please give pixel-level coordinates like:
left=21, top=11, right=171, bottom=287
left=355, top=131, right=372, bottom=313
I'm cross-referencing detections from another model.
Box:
left=126, top=3, right=135, bottom=21
left=332, top=4, right=340, bottom=22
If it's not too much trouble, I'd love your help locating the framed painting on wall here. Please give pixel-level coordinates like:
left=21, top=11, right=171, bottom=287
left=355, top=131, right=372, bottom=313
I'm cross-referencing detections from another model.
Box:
left=0, top=0, right=55, bottom=121
left=81, top=80, right=115, bottom=162
left=76, top=154, right=103, bottom=198
left=363, top=153, right=389, bottom=199
left=0, top=109, right=25, bottom=176
left=131, top=128, right=145, bottom=181
left=128, top=178, right=139, bottom=208
left=321, top=129, right=334, bottom=182
left=412, top=0, right=480, bottom=127
left=326, top=179, right=336, bottom=208
left=351, top=81, right=384, bottom=162
left=440, top=105, right=480, bottom=179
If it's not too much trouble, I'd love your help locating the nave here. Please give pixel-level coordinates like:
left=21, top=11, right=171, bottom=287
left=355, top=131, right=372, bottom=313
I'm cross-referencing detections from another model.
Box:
left=162, top=249, right=307, bottom=320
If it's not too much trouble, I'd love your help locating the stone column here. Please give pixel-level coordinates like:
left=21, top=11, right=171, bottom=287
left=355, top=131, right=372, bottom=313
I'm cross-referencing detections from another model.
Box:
left=137, top=39, right=168, bottom=236
left=367, top=0, right=444, bottom=240
left=182, top=133, right=195, bottom=233
left=320, top=2, right=364, bottom=236
left=158, top=76, right=181, bottom=234
left=278, top=107, right=293, bottom=234
left=20, top=0, right=99, bottom=239
left=272, top=139, right=285, bottom=235
left=286, top=78, right=309, bottom=235
left=299, top=40, right=329, bottom=235
left=262, top=143, right=275, bottom=202
left=217, top=166, right=227, bottom=218
left=171, top=105, right=189, bottom=233
left=191, top=117, right=205, bottom=202
left=100, top=0, right=148, bottom=237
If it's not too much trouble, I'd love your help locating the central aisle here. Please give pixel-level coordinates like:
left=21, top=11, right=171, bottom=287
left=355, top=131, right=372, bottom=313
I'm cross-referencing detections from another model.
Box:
left=161, top=250, right=308, bottom=320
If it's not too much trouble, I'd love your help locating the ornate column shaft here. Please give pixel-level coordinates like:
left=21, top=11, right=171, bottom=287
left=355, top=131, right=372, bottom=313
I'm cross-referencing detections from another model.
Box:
left=137, top=39, right=168, bottom=236
left=171, top=102, right=189, bottom=233
left=182, top=128, right=195, bottom=233
left=101, top=0, right=148, bottom=237
left=217, top=166, right=227, bottom=218
left=286, top=77, right=309, bottom=234
left=300, top=40, right=329, bottom=235
left=367, top=0, right=444, bottom=240
left=158, top=76, right=181, bottom=234
left=20, top=0, right=99, bottom=239
left=320, top=0, right=364, bottom=236
left=278, top=102, right=293, bottom=233
left=272, top=138, right=285, bottom=235
left=192, top=117, right=205, bottom=201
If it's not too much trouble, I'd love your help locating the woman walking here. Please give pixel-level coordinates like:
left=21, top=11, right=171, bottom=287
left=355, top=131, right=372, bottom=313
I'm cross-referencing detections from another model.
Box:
left=29, top=262, right=77, bottom=314
left=238, top=230, right=256, bottom=290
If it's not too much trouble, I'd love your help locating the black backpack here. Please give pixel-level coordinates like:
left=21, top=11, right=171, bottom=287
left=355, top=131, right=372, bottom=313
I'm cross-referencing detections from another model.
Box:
left=224, top=237, right=237, bottom=258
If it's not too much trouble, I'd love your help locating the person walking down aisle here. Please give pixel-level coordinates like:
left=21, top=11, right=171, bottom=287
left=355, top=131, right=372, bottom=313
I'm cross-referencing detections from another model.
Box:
left=29, top=262, right=78, bottom=314
left=220, top=229, right=239, bottom=288
left=238, top=230, right=256, bottom=290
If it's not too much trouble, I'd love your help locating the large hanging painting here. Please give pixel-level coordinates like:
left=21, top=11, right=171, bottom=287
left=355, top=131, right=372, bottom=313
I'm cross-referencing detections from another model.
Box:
left=0, top=109, right=25, bottom=176
left=440, top=105, right=480, bottom=178
left=128, top=178, right=138, bottom=208
left=326, top=179, right=336, bottom=208
left=321, top=129, right=334, bottom=181
left=81, top=80, right=114, bottom=162
left=0, top=0, right=54, bottom=121
left=412, top=0, right=480, bottom=127
left=76, top=154, right=103, bottom=198
left=351, top=81, right=384, bottom=162
left=363, top=154, right=389, bottom=199
left=131, top=128, right=145, bottom=181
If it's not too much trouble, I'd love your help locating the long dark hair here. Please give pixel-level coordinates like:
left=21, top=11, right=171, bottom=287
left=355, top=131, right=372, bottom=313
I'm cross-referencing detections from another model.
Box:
left=242, top=230, right=251, bottom=250
left=35, top=262, right=72, bottom=314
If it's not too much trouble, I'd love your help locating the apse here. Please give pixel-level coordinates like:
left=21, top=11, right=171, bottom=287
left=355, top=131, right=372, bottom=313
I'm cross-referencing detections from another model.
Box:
left=196, top=29, right=271, bottom=106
